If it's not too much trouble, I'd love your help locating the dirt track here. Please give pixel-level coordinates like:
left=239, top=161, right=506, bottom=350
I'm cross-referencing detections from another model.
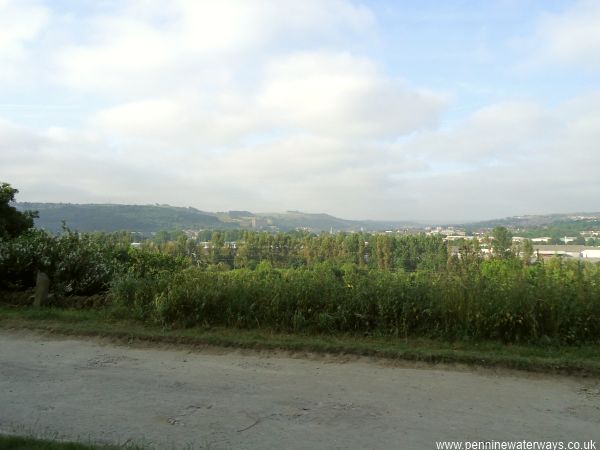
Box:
left=1, top=330, right=598, bottom=449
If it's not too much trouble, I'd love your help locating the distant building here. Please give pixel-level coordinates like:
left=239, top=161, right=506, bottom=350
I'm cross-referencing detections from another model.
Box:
left=183, top=229, right=199, bottom=238
left=581, top=249, right=600, bottom=259
left=532, top=245, right=600, bottom=262
left=537, top=250, right=577, bottom=259
left=444, top=235, right=474, bottom=242
left=428, top=226, right=466, bottom=237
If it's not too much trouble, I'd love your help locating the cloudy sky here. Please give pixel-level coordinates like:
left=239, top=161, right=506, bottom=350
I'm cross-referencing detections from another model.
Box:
left=1, top=0, right=599, bottom=222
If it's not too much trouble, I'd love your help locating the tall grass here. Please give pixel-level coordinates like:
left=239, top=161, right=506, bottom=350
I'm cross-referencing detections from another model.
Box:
left=109, top=259, right=600, bottom=344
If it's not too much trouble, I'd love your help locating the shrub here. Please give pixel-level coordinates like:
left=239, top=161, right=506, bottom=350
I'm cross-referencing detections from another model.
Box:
left=0, top=228, right=129, bottom=296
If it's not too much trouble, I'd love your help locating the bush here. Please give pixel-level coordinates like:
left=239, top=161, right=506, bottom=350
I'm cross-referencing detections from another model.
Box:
left=0, top=229, right=54, bottom=290
left=109, top=271, right=173, bottom=320
left=0, top=228, right=129, bottom=296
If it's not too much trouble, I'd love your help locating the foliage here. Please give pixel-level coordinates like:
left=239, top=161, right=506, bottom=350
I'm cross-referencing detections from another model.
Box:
left=0, top=182, right=38, bottom=239
left=492, top=226, right=513, bottom=259
left=108, top=258, right=600, bottom=344
left=0, top=434, right=145, bottom=449
left=0, top=228, right=129, bottom=295
left=108, top=249, right=188, bottom=319
left=2, top=193, right=599, bottom=346
left=18, top=201, right=422, bottom=233
left=15, top=202, right=224, bottom=233
left=0, top=228, right=55, bottom=290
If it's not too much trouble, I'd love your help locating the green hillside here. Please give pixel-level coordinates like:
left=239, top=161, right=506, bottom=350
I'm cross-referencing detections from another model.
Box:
left=16, top=203, right=422, bottom=233
left=17, top=203, right=224, bottom=233
left=461, top=213, right=600, bottom=230
left=460, top=213, right=600, bottom=240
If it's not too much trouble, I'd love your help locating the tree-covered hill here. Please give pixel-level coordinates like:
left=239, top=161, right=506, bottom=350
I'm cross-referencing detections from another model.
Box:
left=16, top=203, right=422, bottom=233
left=19, top=202, right=600, bottom=235
left=17, top=203, right=224, bottom=233
left=461, top=213, right=600, bottom=229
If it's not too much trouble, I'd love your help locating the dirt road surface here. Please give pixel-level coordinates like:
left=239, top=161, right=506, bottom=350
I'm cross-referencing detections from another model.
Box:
left=1, top=330, right=598, bottom=449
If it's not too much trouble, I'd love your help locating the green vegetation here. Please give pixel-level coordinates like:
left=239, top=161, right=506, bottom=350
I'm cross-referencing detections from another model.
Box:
left=16, top=202, right=222, bottom=234
left=463, top=213, right=600, bottom=244
left=109, top=258, right=600, bottom=344
left=16, top=202, right=420, bottom=233
left=0, top=227, right=134, bottom=295
left=2, top=306, right=599, bottom=375
left=0, top=435, right=138, bottom=450
left=519, top=220, right=600, bottom=243
left=2, top=183, right=600, bottom=373
left=2, top=223, right=599, bottom=345
left=0, top=183, right=38, bottom=240
left=491, top=226, right=513, bottom=258
left=463, top=212, right=600, bottom=231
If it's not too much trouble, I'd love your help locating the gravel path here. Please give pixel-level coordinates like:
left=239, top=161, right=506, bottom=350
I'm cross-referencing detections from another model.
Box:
left=1, top=330, right=598, bottom=449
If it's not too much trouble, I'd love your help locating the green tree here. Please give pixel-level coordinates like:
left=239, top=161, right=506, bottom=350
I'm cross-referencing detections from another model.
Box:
left=375, top=234, right=395, bottom=270
left=0, top=183, right=38, bottom=240
left=492, top=226, right=513, bottom=259
left=458, top=237, right=481, bottom=268
left=522, top=239, right=534, bottom=264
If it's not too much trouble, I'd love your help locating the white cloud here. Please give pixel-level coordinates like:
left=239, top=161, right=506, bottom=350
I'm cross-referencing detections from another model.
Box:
left=88, top=50, right=447, bottom=149
left=400, top=101, right=553, bottom=163
left=5, top=91, right=598, bottom=221
left=0, top=0, right=48, bottom=53
left=90, top=92, right=259, bottom=149
left=529, top=0, right=600, bottom=71
left=384, top=93, right=600, bottom=221
left=0, top=117, right=45, bottom=152
left=258, top=52, right=446, bottom=138
left=0, top=0, right=49, bottom=82
left=53, top=0, right=374, bottom=97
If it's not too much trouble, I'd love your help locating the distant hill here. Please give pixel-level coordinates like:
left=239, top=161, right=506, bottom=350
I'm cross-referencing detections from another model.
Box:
left=461, top=213, right=600, bottom=231
left=460, top=213, right=600, bottom=241
left=256, top=211, right=362, bottom=231
left=227, top=210, right=255, bottom=218
left=256, top=211, right=423, bottom=232
left=16, top=203, right=422, bottom=233
left=17, top=203, right=224, bottom=233
left=13, top=203, right=600, bottom=235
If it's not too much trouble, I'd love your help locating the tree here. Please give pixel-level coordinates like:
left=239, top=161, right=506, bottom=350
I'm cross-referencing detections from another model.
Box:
left=491, top=226, right=513, bottom=259
left=522, top=239, right=534, bottom=264
left=0, top=183, right=38, bottom=240
left=458, top=237, right=481, bottom=267
left=375, top=234, right=394, bottom=270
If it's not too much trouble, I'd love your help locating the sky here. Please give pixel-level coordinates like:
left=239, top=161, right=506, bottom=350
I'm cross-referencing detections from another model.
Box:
left=1, top=0, right=599, bottom=222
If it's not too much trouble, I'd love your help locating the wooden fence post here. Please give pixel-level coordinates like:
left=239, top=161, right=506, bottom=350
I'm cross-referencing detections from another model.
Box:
left=33, top=271, right=49, bottom=308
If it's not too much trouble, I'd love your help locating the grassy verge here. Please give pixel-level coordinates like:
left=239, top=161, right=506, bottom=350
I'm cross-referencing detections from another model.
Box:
left=1, top=305, right=599, bottom=376
left=0, top=434, right=137, bottom=450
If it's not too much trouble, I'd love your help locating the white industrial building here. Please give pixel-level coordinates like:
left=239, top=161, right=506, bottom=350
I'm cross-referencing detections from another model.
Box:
left=581, top=249, right=600, bottom=259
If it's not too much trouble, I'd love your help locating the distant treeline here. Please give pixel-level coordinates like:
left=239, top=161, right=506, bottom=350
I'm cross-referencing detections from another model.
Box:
left=146, top=230, right=449, bottom=272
